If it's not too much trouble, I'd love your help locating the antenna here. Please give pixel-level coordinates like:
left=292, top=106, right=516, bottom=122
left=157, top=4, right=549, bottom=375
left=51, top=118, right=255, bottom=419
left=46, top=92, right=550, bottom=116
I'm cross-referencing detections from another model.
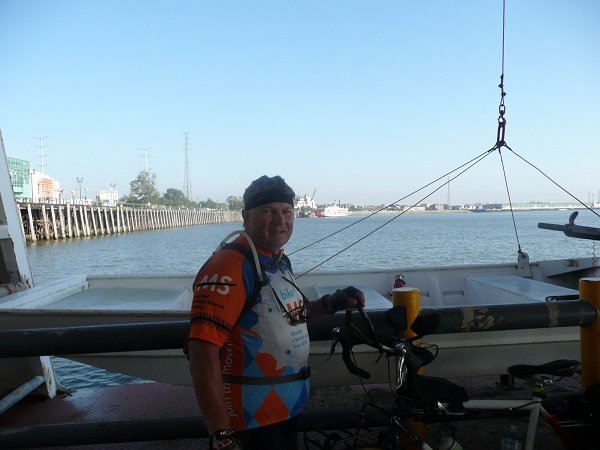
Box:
left=183, top=132, right=192, bottom=200
left=139, top=147, right=151, bottom=173
left=34, top=136, right=48, bottom=174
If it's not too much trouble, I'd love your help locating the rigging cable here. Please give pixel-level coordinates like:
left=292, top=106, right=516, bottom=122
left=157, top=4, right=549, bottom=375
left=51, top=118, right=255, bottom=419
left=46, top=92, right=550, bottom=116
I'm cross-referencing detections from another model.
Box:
left=504, top=148, right=600, bottom=220
left=294, top=0, right=597, bottom=277
left=492, top=0, right=525, bottom=258
left=290, top=148, right=496, bottom=261
left=294, top=149, right=495, bottom=277
left=493, top=0, right=600, bottom=263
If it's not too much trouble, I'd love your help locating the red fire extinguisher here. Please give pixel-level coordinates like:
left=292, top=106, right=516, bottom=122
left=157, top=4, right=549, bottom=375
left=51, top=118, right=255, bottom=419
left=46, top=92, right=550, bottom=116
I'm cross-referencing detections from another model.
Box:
left=393, top=275, right=405, bottom=289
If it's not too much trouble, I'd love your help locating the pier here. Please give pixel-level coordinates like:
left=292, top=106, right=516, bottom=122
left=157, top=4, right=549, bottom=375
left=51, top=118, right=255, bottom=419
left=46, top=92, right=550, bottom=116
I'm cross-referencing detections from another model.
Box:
left=16, top=202, right=242, bottom=241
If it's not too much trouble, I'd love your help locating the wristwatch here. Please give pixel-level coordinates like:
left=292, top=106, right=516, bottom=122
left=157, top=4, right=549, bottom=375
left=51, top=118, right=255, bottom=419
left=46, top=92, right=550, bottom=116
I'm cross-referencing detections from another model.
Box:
left=214, top=429, right=237, bottom=439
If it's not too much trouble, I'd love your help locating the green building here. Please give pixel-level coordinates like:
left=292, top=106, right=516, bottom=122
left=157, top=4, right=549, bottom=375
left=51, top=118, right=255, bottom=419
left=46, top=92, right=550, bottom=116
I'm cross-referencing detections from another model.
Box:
left=7, top=157, right=31, bottom=199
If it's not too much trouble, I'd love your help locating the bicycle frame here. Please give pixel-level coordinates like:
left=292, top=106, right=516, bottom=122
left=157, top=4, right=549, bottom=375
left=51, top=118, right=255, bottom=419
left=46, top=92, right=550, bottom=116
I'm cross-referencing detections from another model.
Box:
left=459, top=398, right=541, bottom=450
left=325, top=306, right=585, bottom=450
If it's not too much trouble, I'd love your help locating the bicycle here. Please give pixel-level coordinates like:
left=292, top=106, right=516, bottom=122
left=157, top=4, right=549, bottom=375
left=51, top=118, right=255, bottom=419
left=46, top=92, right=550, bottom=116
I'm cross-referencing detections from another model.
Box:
left=302, top=305, right=599, bottom=450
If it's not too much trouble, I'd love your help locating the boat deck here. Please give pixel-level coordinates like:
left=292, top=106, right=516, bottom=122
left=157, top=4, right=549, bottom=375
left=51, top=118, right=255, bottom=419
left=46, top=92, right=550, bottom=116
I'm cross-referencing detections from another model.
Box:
left=39, top=288, right=189, bottom=311
left=0, top=375, right=578, bottom=449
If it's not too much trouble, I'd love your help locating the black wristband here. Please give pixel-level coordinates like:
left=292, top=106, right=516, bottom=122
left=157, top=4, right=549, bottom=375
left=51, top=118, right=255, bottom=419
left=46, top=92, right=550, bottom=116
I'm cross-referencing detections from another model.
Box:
left=320, top=294, right=336, bottom=315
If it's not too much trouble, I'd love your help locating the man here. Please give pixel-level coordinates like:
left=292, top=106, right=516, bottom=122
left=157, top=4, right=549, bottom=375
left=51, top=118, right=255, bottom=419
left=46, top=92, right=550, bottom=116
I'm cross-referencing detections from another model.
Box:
left=187, top=175, right=365, bottom=450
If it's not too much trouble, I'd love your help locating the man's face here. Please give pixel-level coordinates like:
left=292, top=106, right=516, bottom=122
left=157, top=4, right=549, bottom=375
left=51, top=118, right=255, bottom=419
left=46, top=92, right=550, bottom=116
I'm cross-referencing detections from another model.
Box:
left=243, top=202, right=294, bottom=254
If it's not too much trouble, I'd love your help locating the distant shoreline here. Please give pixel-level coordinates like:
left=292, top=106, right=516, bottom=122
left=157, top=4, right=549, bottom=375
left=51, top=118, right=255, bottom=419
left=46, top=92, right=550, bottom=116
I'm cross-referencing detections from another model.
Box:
left=348, top=207, right=589, bottom=216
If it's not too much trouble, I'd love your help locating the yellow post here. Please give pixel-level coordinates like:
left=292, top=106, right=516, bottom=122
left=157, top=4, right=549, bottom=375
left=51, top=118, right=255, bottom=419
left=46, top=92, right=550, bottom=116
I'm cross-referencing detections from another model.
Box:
left=392, top=286, right=424, bottom=445
left=393, top=287, right=421, bottom=339
left=579, top=278, right=600, bottom=389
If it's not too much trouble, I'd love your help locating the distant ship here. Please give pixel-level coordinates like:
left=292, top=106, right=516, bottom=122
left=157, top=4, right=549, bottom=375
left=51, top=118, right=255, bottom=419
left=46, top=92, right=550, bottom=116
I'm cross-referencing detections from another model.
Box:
left=318, top=202, right=350, bottom=217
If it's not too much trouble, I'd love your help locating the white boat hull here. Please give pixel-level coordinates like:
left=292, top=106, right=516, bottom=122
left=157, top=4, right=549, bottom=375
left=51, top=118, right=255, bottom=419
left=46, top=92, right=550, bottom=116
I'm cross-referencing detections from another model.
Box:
left=1, top=256, right=593, bottom=388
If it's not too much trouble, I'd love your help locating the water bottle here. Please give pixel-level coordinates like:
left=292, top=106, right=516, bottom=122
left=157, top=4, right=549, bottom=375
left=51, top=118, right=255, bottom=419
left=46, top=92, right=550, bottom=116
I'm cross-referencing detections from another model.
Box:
left=500, top=424, right=524, bottom=450
left=439, top=436, right=463, bottom=450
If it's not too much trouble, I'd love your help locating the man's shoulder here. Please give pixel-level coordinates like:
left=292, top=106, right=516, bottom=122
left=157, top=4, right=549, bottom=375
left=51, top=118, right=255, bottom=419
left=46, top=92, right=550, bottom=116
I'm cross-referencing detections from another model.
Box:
left=204, top=245, right=248, bottom=269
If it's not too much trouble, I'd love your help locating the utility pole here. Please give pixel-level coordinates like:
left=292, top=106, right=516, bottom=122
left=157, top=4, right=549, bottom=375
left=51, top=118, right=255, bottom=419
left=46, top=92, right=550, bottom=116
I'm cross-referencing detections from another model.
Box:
left=77, top=177, right=83, bottom=200
left=183, top=132, right=192, bottom=200
left=29, top=169, right=36, bottom=201
left=34, top=136, right=48, bottom=174
left=110, top=183, right=116, bottom=205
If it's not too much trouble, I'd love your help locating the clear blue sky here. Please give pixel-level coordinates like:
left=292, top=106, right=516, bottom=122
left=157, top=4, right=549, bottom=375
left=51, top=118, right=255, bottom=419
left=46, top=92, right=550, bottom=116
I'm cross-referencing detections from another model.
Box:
left=1, top=0, right=599, bottom=206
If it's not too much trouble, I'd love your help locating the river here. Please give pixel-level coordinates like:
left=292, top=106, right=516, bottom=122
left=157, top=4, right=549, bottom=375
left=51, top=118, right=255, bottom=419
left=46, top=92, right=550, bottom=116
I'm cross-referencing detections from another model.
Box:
left=26, top=209, right=599, bottom=388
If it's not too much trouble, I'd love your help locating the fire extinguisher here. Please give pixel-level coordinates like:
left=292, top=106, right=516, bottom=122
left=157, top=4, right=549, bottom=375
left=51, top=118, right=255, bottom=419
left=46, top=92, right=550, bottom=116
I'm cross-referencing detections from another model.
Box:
left=393, top=275, right=405, bottom=289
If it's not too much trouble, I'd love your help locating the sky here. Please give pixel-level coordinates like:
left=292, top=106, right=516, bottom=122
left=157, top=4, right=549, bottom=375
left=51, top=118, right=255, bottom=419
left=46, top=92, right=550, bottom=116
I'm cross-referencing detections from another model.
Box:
left=1, top=0, right=599, bottom=207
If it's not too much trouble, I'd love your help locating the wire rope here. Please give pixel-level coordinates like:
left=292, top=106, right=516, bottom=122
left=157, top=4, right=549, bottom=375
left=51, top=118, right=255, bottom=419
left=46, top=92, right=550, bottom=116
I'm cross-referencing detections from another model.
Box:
left=293, top=0, right=597, bottom=277
left=294, top=149, right=496, bottom=277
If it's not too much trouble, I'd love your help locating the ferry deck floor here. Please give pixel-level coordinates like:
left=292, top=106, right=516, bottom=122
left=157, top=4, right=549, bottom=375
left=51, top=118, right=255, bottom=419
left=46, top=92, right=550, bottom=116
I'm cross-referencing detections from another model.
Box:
left=0, top=375, right=582, bottom=449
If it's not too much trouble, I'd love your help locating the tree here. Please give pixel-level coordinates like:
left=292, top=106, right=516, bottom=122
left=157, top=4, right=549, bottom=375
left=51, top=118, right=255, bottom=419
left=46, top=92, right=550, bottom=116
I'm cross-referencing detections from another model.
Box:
left=129, top=171, right=160, bottom=203
left=226, top=195, right=244, bottom=211
left=198, top=198, right=219, bottom=209
left=163, top=188, right=191, bottom=207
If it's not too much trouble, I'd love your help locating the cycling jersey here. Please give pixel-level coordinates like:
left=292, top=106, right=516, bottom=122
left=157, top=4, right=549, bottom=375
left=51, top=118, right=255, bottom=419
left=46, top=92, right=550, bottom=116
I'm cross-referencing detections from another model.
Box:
left=188, top=236, right=310, bottom=431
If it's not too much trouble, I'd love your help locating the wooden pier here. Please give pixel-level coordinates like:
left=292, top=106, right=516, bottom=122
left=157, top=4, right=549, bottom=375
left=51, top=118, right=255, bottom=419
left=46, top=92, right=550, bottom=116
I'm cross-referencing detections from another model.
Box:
left=17, top=203, right=242, bottom=241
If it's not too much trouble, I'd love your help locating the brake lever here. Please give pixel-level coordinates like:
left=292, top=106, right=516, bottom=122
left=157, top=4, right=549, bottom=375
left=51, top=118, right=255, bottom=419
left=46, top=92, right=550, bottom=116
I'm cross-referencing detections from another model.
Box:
left=332, top=324, right=371, bottom=379
left=327, top=327, right=341, bottom=361
left=394, top=343, right=408, bottom=390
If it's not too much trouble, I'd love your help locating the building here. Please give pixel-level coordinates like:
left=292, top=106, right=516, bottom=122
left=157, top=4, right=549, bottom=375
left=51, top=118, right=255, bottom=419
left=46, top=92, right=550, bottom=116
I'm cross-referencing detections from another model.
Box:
left=8, top=156, right=62, bottom=202
left=7, top=157, right=30, bottom=198
left=98, top=188, right=119, bottom=206
left=32, top=172, right=62, bottom=202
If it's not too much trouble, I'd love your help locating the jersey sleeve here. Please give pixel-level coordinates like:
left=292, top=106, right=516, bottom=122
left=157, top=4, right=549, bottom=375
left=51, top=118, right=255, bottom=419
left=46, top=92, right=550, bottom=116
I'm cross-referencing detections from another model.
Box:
left=188, top=249, right=250, bottom=348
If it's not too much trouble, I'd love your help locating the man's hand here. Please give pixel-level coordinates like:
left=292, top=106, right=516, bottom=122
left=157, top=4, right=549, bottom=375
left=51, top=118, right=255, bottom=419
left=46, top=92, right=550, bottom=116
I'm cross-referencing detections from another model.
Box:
left=330, top=286, right=366, bottom=311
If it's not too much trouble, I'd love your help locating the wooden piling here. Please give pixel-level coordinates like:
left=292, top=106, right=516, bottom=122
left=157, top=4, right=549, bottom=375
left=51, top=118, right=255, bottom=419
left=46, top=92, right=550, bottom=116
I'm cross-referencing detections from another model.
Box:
left=26, top=204, right=36, bottom=242
left=58, top=206, right=66, bottom=238
left=17, top=203, right=242, bottom=241
left=50, top=206, right=58, bottom=240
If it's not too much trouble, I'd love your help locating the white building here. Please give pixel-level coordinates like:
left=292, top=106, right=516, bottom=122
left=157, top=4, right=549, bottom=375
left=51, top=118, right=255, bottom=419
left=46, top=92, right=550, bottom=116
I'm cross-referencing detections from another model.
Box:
left=98, top=188, right=119, bottom=206
left=31, top=172, right=62, bottom=202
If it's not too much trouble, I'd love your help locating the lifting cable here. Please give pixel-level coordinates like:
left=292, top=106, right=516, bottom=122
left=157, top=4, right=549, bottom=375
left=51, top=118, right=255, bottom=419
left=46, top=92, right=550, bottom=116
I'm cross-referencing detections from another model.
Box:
left=492, top=0, right=525, bottom=258
left=294, top=0, right=598, bottom=277
left=492, top=0, right=600, bottom=260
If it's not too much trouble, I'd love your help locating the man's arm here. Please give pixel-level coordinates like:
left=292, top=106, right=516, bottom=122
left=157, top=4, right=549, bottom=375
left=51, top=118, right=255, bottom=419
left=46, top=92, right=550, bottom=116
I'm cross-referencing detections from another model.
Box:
left=188, top=339, right=232, bottom=434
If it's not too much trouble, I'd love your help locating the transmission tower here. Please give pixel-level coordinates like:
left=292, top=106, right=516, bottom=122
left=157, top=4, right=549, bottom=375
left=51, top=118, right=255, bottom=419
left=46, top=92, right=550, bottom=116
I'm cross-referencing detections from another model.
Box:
left=183, top=132, right=192, bottom=200
left=34, top=136, right=48, bottom=174
left=139, top=147, right=151, bottom=173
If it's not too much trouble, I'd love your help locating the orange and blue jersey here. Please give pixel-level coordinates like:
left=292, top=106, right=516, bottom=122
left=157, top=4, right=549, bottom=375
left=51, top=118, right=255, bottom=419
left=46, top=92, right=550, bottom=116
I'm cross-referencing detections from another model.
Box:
left=188, top=236, right=310, bottom=431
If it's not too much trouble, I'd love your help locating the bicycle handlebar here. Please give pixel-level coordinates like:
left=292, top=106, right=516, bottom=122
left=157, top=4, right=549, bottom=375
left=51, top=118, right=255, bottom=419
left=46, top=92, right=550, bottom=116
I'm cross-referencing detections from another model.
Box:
left=330, top=305, right=440, bottom=381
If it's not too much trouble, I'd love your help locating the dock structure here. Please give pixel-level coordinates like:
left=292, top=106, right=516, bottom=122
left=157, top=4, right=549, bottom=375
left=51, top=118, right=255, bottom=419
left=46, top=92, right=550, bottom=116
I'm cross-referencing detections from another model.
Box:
left=17, top=203, right=242, bottom=241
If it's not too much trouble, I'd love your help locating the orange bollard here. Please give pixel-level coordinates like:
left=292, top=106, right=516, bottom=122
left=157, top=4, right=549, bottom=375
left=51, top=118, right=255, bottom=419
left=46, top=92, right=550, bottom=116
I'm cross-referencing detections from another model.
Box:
left=392, top=286, right=425, bottom=444
left=579, top=278, right=600, bottom=389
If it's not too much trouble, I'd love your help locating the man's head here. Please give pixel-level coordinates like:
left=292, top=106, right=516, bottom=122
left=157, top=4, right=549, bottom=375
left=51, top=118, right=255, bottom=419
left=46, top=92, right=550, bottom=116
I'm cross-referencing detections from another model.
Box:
left=242, top=175, right=295, bottom=254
